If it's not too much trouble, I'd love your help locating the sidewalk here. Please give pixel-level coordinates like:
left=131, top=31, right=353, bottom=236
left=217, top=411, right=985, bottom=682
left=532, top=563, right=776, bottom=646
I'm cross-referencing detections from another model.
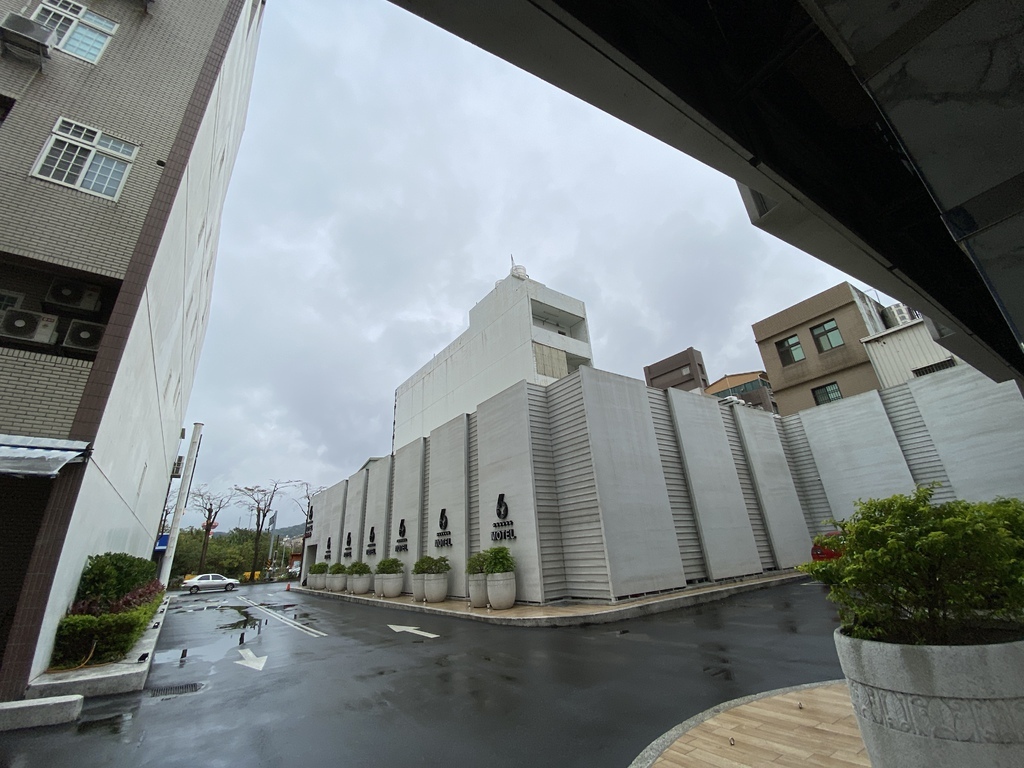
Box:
left=293, top=570, right=807, bottom=626
left=631, top=681, right=870, bottom=768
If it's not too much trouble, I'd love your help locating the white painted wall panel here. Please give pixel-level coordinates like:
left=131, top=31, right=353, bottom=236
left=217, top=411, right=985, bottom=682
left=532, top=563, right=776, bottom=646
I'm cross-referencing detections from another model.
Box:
left=310, top=479, right=347, bottom=575
left=777, top=415, right=833, bottom=533
left=864, top=321, right=957, bottom=388
left=361, top=457, right=392, bottom=573
left=340, top=469, right=367, bottom=567
left=390, top=439, right=424, bottom=592
left=732, top=405, right=812, bottom=569
left=477, top=381, right=544, bottom=603
left=907, top=367, right=1024, bottom=501
left=800, top=390, right=914, bottom=519
left=427, top=415, right=468, bottom=597
left=580, top=368, right=686, bottom=596
left=527, top=383, right=567, bottom=600
left=666, top=389, right=761, bottom=580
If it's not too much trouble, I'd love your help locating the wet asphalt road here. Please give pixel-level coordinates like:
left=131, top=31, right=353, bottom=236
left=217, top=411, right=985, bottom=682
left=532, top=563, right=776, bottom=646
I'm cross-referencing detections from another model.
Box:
left=0, top=581, right=843, bottom=767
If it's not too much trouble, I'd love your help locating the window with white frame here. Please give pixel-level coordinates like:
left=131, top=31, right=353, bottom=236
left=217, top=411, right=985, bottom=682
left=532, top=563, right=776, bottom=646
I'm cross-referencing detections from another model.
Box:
left=34, top=118, right=137, bottom=199
left=32, top=0, right=117, bottom=64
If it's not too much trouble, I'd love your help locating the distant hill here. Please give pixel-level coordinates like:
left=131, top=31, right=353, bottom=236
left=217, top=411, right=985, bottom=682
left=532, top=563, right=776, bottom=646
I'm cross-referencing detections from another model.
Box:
left=273, top=523, right=306, bottom=538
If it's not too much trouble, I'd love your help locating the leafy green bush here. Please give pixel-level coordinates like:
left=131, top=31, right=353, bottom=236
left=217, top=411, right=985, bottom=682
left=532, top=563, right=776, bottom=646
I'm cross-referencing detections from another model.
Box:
left=484, top=546, right=516, bottom=574
left=328, top=562, right=347, bottom=575
left=51, top=594, right=163, bottom=668
left=466, top=552, right=488, bottom=575
left=308, top=562, right=328, bottom=574
left=411, top=556, right=449, bottom=574
left=375, top=557, right=404, bottom=575
left=799, top=487, right=1024, bottom=645
left=75, top=552, right=158, bottom=610
left=348, top=561, right=372, bottom=576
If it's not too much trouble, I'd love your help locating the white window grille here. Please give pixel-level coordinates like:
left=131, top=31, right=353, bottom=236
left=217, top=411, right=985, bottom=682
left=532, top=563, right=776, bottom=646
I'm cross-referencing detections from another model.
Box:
left=32, top=0, right=117, bottom=63
left=34, top=118, right=137, bottom=200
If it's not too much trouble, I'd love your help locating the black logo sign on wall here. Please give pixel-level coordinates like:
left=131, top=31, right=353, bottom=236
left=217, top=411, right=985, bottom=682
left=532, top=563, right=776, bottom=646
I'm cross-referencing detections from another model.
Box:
left=399, top=518, right=406, bottom=538
left=435, top=509, right=453, bottom=548
left=346, top=532, right=351, bottom=547
left=492, top=493, right=516, bottom=541
left=369, top=527, right=376, bottom=543
left=439, top=509, right=448, bottom=530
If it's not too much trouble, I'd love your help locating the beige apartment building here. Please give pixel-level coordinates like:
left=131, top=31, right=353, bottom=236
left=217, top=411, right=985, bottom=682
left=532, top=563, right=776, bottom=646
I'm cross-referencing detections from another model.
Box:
left=0, top=0, right=263, bottom=700
left=752, top=283, right=888, bottom=416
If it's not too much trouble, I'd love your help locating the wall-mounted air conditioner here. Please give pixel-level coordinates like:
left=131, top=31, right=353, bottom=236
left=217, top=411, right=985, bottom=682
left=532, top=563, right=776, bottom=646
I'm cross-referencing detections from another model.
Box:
left=0, top=309, right=59, bottom=344
left=0, top=13, right=53, bottom=66
left=45, top=278, right=103, bottom=314
left=62, top=320, right=105, bottom=352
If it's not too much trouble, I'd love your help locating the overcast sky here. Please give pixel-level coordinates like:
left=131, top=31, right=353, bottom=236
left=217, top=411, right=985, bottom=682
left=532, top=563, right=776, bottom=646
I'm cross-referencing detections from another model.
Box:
left=181, top=0, right=880, bottom=529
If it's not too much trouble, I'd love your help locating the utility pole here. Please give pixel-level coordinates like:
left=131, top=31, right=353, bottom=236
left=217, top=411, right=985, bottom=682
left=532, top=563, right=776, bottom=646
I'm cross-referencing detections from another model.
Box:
left=158, top=423, right=203, bottom=585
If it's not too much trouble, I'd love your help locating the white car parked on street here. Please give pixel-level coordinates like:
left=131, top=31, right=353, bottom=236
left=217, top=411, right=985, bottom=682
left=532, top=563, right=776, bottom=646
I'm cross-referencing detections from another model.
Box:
left=182, top=573, right=239, bottom=594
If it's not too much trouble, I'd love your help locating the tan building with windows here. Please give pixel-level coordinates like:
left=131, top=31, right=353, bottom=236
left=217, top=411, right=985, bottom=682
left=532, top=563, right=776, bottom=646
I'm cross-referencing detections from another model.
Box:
left=0, top=0, right=263, bottom=700
left=752, top=283, right=888, bottom=416
left=705, top=371, right=776, bottom=413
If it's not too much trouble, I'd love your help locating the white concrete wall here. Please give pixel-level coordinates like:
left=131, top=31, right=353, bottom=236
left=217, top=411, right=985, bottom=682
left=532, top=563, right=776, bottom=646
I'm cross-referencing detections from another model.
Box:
left=393, top=273, right=592, bottom=449
left=310, top=479, right=347, bottom=572
left=32, top=9, right=262, bottom=679
left=907, top=366, right=1024, bottom=501
left=863, top=320, right=960, bottom=388
left=667, top=389, right=762, bottom=580
left=389, top=439, right=424, bottom=592
left=426, top=415, right=468, bottom=597
left=581, top=368, right=686, bottom=596
left=477, top=381, right=544, bottom=604
left=361, top=457, right=392, bottom=573
left=799, top=390, right=915, bottom=519
left=340, top=468, right=367, bottom=567
left=731, top=405, right=811, bottom=568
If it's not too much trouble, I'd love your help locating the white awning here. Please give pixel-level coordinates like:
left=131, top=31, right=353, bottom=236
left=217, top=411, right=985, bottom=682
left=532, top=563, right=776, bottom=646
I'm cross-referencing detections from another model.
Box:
left=0, top=435, right=90, bottom=477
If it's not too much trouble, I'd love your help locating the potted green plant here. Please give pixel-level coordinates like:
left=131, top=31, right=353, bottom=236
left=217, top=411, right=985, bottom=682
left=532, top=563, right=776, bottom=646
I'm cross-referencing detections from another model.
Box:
left=375, top=557, right=405, bottom=598
left=326, top=562, right=347, bottom=593
left=799, top=487, right=1024, bottom=768
left=307, top=561, right=328, bottom=590
left=484, top=546, right=516, bottom=610
left=347, top=560, right=372, bottom=595
left=421, top=556, right=450, bottom=603
left=465, top=551, right=489, bottom=608
left=411, top=556, right=432, bottom=602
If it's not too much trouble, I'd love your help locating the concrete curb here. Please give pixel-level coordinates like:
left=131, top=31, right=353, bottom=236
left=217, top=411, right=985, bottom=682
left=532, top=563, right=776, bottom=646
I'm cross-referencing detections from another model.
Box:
left=25, top=595, right=171, bottom=700
left=294, top=572, right=807, bottom=627
left=0, top=694, right=83, bottom=732
left=627, top=679, right=849, bottom=768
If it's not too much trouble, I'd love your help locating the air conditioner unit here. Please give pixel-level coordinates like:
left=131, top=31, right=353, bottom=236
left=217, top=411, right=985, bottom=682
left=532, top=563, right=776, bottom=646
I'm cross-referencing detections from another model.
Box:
left=62, top=320, right=105, bottom=352
left=0, top=13, right=53, bottom=63
left=46, top=278, right=103, bottom=314
left=0, top=309, right=58, bottom=344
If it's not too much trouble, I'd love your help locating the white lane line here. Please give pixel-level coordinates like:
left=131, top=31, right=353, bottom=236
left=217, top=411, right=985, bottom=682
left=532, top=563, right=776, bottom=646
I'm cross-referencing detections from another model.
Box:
left=239, top=597, right=327, bottom=638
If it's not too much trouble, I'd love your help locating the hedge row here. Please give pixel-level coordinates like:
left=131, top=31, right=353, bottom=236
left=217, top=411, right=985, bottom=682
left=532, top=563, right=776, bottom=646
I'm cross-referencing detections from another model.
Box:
left=50, top=594, right=164, bottom=668
left=75, top=552, right=158, bottom=609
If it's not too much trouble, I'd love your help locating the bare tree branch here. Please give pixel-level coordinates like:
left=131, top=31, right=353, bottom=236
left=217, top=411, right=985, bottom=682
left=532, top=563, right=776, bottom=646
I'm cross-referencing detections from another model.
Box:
left=189, top=485, right=236, bottom=572
left=234, top=480, right=297, bottom=579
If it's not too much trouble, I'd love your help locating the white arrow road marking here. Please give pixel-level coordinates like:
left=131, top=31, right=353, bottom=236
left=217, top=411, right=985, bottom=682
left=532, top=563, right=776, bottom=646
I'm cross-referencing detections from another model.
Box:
left=238, top=597, right=327, bottom=638
left=388, top=624, right=440, bottom=639
left=235, top=648, right=268, bottom=671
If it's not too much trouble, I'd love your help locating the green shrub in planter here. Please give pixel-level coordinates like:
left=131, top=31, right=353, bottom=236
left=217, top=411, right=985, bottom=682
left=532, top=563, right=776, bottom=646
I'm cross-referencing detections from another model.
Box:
left=74, top=552, right=158, bottom=612
left=347, top=561, right=372, bottom=576
left=375, top=557, right=404, bottom=575
left=428, top=556, right=450, bottom=574
left=412, top=556, right=434, bottom=575
left=308, top=562, right=329, bottom=575
left=799, top=487, right=1024, bottom=645
left=51, top=594, right=163, bottom=668
left=328, top=562, right=347, bottom=575
left=466, top=552, right=488, bottom=575
left=484, top=546, right=515, bottom=574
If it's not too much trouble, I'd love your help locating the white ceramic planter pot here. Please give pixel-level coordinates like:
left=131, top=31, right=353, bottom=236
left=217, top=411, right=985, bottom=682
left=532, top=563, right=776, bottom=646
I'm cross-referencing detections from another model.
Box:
left=377, top=573, right=403, bottom=598
left=412, top=574, right=425, bottom=602
left=486, top=571, right=516, bottom=610
left=467, top=573, right=488, bottom=608
left=308, top=573, right=326, bottom=590
left=834, top=628, right=1024, bottom=768
left=325, top=573, right=347, bottom=593
left=349, top=574, right=372, bottom=594
left=423, top=573, right=448, bottom=603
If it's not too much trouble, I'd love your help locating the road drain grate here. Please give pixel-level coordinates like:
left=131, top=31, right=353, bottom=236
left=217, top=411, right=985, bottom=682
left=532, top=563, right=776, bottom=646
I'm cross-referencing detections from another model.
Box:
left=148, top=682, right=204, bottom=697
